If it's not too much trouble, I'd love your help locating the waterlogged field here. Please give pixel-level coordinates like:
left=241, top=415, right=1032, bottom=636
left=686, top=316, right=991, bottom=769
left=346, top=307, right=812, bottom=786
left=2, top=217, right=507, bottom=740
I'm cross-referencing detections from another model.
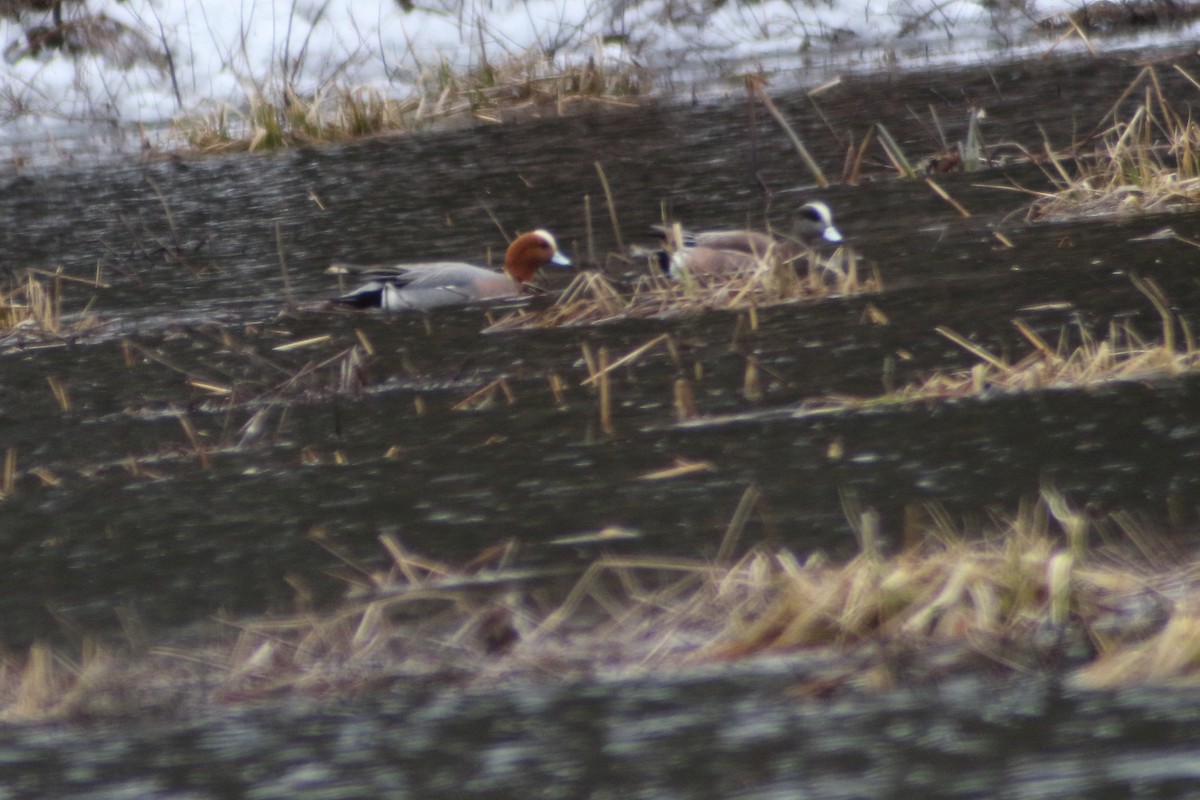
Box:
left=2, top=46, right=1200, bottom=797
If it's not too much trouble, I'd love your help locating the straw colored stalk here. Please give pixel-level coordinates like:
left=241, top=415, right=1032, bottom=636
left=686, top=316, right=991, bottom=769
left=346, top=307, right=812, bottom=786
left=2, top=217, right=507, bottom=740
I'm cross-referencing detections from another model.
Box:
left=0, top=272, right=105, bottom=344
left=0, top=640, right=124, bottom=722
left=488, top=248, right=878, bottom=331
left=1031, top=66, right=1200, bottom=219
left=1074, top=608, right=1200, bottom=689
left=177, top=48, right=648, bottom=153
left=807, top=296, right=1197, bottom=414
left=4, top=494, right=1199, bottom=720
left=706, top=529, right=1147, bottom=665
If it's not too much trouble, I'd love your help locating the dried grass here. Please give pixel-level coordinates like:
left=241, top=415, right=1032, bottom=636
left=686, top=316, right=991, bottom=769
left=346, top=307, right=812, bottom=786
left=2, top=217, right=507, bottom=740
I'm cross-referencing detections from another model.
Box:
left=487, top=246, right=878, bottom=331
left=801, top=276, right=1196, bottom=413
left=0, top=270, right=106, bottom=348
left=177, top=46, right=648, bottom=153
left=1030, top=65, right=1200, bottom=220
left=3, top=491, right=1198, bottom=721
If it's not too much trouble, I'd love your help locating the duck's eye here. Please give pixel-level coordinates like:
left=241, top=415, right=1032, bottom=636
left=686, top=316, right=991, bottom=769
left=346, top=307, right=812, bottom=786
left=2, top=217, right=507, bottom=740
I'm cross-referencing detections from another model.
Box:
left=800, top=207, right=821, bottom=222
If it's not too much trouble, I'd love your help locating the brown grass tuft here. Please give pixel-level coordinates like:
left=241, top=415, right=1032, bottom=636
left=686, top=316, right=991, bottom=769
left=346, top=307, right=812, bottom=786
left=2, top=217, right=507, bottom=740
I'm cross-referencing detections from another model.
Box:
left=488, top=246, right=879, bottom=331
left=0, top=270, right=106, bottom=348
left=1030, top=65, right=1200, bottom=220
left=798, top=277, right=1197, bottom=414
left=176, top=47, right=649, bottom=153
left=5, top=492, right=1199, bottom=721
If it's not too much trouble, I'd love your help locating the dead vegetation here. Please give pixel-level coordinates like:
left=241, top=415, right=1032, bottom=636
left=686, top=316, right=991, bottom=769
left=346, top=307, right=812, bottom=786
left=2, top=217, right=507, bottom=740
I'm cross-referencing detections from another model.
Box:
left=0, top=268, right=107, bottom=348
left=0, top=311, right=373, bottom=491
left=487, top=245, right=878, bottom=330
left=177, top=46, right=648, bottom=153
left=1029, top=65, right=1200, bottom=220
left=1, top=489, right=1197, bottom=722
left=794, top=276, right=1197, bottom=415
left=113, top=329, right=371, bottom=471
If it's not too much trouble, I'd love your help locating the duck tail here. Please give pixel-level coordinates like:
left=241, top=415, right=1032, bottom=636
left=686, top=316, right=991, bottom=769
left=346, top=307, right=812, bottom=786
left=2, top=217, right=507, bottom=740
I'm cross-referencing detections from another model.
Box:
left=333, top=282, right=386, bottom=308
left=627, top=243, right=673, bottom=276
left=655, top=249, right=672, bottom=276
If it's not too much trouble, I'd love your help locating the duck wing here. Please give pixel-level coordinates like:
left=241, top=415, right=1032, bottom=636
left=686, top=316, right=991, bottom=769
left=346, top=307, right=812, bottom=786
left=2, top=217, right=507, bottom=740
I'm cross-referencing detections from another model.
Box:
left=328, top=261, right=474, bottom=285
left=650, top=225, right=779, bottom=254
left=686, top=230, right=778, bottom=255
left=330, top=262, right=518, bottom=311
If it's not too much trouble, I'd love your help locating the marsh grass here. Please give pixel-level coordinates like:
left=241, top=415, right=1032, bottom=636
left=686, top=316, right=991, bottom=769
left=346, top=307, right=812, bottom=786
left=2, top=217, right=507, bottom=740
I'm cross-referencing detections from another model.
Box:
left=175, top=493, right=1200, bottom=696
left=1029, top=65, right=1200, bottom=219
left=800, top=277, right=1197, bottom=413
left=834, top=104, right=1000, bottom=184
left=177, top=88, right=421, bottom=153
left=486, top=246, right=878, bottom=331
left=0, top=270, right=105, bottom=348
left=176, top=47, right=648, bottom=153
left=3, top=490, right=1198, bottom=721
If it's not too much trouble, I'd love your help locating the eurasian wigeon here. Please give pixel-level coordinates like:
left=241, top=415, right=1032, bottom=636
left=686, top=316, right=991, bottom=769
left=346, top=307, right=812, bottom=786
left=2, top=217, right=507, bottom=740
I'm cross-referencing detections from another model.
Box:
left=660, top=201, right=843, bottom=278
left=330, top=229, right=571, bottom=311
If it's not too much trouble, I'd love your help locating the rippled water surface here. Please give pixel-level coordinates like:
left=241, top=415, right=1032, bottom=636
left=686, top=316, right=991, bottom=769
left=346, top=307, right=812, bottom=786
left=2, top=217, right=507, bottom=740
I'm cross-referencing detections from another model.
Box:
left=3, top=49, right=1200, bottom=797
left=7, top=674, right=1200, bottom=798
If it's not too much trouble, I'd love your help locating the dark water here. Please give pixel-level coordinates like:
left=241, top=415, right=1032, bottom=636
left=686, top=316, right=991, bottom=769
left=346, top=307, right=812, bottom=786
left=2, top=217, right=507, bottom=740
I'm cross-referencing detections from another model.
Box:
left=6, top=674, right=1200, bottom=799
left=3, top=49, right=1200, bottom=797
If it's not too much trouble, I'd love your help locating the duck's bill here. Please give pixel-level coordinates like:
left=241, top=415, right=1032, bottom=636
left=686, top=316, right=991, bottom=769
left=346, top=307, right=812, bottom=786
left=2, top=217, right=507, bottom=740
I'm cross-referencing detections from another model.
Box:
left=823, top=227, right=844, bottom=243
left=551, top=251, right=573, bottom=266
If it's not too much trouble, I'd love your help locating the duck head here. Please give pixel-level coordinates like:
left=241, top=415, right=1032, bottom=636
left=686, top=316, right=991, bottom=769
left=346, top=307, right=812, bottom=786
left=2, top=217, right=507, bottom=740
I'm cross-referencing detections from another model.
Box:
left=504, top=229, right=572, bottom=283
left=794, top=201, right=843, bottom=244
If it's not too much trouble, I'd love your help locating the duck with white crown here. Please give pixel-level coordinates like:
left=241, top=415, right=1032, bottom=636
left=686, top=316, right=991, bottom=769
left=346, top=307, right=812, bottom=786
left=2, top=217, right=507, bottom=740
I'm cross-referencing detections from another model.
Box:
left=656, top=200, right=845, bottom=279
